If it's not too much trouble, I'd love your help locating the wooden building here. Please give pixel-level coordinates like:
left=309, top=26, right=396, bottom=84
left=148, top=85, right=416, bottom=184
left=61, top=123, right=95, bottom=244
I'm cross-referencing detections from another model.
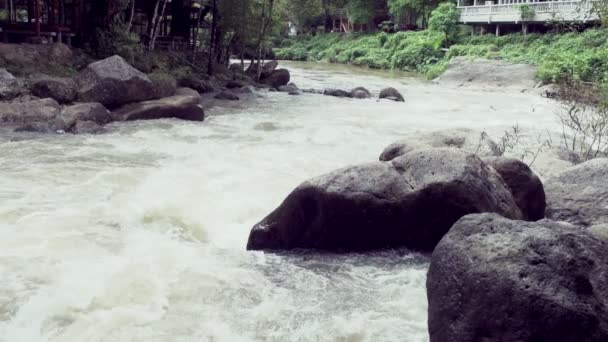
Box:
left=0, top=0, right=209, bottom=48
left=458, top=0, right=601, bottom=35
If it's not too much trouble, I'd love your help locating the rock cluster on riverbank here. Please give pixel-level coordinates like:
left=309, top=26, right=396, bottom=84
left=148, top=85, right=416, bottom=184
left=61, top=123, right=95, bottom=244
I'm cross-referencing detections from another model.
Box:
left=247, top=129, right=608, bottom=341
left=0, top=44, right=295, bottom=135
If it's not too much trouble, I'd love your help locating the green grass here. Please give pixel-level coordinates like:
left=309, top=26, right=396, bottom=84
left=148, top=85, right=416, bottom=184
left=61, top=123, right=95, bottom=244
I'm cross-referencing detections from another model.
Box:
left=275, top=28, right=608, bottom=83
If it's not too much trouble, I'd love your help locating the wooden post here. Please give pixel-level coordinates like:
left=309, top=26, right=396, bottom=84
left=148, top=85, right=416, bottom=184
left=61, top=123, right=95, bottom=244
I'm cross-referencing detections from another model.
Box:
left=35, top=0, right=41, bottom=37
left=495, top=24, right=500, bottom=36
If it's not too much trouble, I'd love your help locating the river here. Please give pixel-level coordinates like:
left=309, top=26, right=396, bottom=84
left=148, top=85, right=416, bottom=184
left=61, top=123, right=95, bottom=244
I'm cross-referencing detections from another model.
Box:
left=0, top=61, right=561, bottom=342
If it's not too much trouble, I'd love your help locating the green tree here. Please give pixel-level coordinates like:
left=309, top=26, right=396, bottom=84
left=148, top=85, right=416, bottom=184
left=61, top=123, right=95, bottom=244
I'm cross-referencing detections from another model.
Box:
left=348, top=0, right=375, bottom=24
left=428, top=2, right=459, bottom=44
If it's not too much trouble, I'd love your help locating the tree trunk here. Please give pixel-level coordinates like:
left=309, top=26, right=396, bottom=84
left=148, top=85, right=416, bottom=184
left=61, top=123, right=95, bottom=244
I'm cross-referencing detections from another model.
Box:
left=207, top=0, right=218, bottom=75
left=150, top=0, right=168, bottom=51
left=255, top=0, right=274, bottom=81
left=126, top=0, right=135, bottom=32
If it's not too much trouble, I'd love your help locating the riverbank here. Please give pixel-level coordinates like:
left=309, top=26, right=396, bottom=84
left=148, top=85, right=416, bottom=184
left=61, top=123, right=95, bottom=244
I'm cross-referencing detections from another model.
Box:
left=0, top=43, right=294, bottom=135
left=275, top=28, right=608, bottom=84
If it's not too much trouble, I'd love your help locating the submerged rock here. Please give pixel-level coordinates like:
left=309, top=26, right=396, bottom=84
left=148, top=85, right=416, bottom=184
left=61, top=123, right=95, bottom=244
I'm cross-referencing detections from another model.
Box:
left=112, top=94, right=204, bottom=122
left=247, top=148, right=522, bottom=252
left=427, top=213, right=608, bottom=342
left=380, top=128, right=499, bottom=162
left=76, top=55, right=156, bottom=108
left=483, top=157, right=546, bottom=221
left=323, top=88, right=351, bottom=98
left=379, top=87, right=404, bottom=102
left=545, top=158, right=608, bottom=226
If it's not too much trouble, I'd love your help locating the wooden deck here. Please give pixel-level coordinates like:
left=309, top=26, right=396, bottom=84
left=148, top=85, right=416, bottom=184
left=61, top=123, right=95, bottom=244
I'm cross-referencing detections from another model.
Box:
left=458, top=0, right=600, bottom=23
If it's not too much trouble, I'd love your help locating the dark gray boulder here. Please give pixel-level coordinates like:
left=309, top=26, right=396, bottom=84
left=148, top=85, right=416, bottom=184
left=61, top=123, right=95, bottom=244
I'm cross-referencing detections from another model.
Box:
left=76, top=55, right=156, bottom=108
left=483, top=157, right=546, bottom=221
left=112, top=94, right=204, bottom=122
left=545, top=158, right=608, bottom=226
left=0, top=68, right=23, bottom=100
left=323, top=88, right=352, bottom=98
left=30, top=75, right=77, bottom=104
left=247, top=148, right=522, bottom=252
left=214, top=91, right=240, bottom=101
left=351, top=87, right=371, bottom=99
left=262, top=68, right=290, bottom=88
left=379, top=87, right=404, bottom=102
left=427, top=213, right=608, bottom=342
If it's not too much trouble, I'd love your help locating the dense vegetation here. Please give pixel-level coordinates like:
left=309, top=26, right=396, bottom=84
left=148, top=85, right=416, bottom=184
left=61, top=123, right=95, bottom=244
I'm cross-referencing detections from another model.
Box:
left=275, top=28, right=608, bottom=83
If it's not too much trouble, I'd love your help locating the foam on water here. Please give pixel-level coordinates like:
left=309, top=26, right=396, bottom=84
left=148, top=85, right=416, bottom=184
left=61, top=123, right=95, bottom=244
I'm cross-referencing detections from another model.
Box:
left=0, top=61, right=562, bottom=342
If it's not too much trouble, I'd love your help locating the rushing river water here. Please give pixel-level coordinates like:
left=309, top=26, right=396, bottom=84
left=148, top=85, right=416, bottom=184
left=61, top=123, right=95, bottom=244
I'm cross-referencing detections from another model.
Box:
left=0, top=61, right=561, bottom=342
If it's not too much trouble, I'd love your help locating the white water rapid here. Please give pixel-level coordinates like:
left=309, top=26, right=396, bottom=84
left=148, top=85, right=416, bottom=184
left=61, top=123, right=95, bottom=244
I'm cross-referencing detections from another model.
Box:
left=0, top=61, right=562, bottom=342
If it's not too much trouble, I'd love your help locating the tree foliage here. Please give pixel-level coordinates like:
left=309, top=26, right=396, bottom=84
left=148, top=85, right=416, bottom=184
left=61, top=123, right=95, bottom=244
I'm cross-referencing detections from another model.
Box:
left=428, top=2, right=459, bottom=43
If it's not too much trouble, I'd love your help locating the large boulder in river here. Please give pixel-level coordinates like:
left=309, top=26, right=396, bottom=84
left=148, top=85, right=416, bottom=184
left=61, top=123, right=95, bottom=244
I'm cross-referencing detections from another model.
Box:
left=380, top=128, right=499, bottom=162
left=483, top=157, right=546, bottom=221
left=351, top=87, right=371, bottom=99
left=545, top=158, right=608, bottom=227
left=0, top=68, right=23, bottom=100
left=427, top=213, right=608, bottom=342
left=75, top=55, right=156, bottom=108
left=379, top=87, right=404, bottom=102
left=30, top=75, right=77, bottom=104
left=262, top=68, right=290, bottom=88
left=247, top=148, right=522, bottom=252
left=112, top=94, right=204, bottom=122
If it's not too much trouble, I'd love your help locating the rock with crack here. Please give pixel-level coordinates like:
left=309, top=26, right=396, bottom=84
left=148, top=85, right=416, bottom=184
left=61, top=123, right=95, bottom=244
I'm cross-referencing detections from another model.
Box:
left=427, top=213, right=608, bottom=342
left=247, top=148, right=522, bottom=252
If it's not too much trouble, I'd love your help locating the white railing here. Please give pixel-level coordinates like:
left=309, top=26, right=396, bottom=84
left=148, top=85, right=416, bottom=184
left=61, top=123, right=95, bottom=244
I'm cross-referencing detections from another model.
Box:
left=459, top=0, right=599, bottom=23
